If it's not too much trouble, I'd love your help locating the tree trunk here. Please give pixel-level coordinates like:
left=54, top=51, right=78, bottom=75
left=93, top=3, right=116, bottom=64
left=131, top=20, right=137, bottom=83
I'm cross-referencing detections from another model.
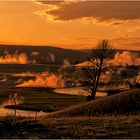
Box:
left=91, top=68, right=98, bottom=99
left=13, top=98, right=17, bottom=117
left=91, top=61, right=103, bottom=99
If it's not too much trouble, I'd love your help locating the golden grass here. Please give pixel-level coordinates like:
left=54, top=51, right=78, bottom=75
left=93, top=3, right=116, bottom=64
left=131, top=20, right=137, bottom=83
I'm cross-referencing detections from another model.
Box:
left=40, top=115, right=140, bottom=139
left=41, top=89, right=140, bottom=118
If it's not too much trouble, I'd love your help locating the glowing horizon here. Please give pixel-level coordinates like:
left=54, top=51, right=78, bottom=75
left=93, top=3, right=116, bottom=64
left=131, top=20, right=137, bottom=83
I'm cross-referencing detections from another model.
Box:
left=0, top=1, right=140, bottom=50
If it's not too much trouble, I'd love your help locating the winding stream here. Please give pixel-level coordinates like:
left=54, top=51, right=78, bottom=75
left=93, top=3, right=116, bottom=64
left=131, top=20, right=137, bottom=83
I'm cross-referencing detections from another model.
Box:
left=54, top=87, right=107, bottom=96
left=0, top=87, right=107, bottom=117
left=0, top=107, right=47, bottom=117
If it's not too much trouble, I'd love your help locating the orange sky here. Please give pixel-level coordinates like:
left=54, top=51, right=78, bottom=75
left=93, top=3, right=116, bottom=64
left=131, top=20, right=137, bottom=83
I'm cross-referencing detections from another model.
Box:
left=0, top=1, right=140, bottom=50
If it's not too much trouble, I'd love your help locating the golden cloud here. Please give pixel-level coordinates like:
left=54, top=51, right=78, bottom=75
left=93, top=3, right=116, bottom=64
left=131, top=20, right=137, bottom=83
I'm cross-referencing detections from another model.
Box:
left=35, top=1, right=140, bottom=24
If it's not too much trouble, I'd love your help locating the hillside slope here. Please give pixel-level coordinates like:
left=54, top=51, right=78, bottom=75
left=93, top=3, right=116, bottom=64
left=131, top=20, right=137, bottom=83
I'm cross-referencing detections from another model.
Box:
left=41, top=89, right=140, bottom=118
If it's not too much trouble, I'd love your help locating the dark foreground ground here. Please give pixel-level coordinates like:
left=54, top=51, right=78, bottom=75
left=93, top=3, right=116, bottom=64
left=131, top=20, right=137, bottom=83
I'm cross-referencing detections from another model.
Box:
left=0, top=115, right=140, bottom=139
left=0, top=88, right=139, bottom=139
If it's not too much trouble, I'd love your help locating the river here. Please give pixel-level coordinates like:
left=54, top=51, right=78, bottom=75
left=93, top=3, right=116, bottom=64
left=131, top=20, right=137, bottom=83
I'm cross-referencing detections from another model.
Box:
left=54, top=87, right=107, bottom=96
left=0, top=107, right=47, bottom=117
left=0, top=87, right=107, bottom=117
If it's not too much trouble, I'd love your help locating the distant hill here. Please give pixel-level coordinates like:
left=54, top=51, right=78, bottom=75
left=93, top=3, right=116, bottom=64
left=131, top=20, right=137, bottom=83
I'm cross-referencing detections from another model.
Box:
left=0, top=44, right=88, bottom=64
left=0, top=44, right=139, bottom=64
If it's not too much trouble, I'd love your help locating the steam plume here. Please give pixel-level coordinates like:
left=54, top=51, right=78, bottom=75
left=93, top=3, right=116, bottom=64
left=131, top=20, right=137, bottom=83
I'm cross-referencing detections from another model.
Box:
left=12, top=72, right=35, bottom=77
left=109, top=51, right=140, bottom=66
left=76, top=51, right=140, bottom=67
left=1, top=93, right=24, bottom=107
left=31, top=51, right=40, bottom=57
left=47, top=52, right=55, bottom=62
left=16, top=71, right=64, bottom=88
left=0, top=51, right=28, bottom=64
left=63, top=59, right=72, bottom=67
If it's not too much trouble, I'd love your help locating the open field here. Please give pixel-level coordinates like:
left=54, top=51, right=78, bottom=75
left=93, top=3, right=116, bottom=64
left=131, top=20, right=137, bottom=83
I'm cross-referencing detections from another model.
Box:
left=0, top=115, right=140, bottom=139
left=40, top=115, right=140, bottom=139
left=0, top=87, right=86, bottom=112
left=0, top=87, right=139, bottom=139
left=41, top=88, right=140, bottom=118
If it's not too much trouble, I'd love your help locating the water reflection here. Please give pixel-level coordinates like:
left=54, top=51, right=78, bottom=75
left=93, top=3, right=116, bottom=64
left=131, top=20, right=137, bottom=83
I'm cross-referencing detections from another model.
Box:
left=0, top=107, right=47, bottom=117
left=55, top=87, right=107, bottom=97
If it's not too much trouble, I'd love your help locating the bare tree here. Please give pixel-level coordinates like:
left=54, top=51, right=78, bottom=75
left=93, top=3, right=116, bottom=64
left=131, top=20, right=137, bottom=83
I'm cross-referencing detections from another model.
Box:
left=85, top=39, right=114, bottom=100
left=9, top=93, right=24, bottom=117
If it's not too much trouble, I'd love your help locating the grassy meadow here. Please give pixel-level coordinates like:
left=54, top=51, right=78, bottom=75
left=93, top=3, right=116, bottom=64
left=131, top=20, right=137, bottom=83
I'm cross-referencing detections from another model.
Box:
left=0, top=112, right=139, bottom=138
left=0, top=87, right=86, bottom=112
left=41, top=89, right=140, bottom=118
left=0, top=88, right=139, bottom=139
